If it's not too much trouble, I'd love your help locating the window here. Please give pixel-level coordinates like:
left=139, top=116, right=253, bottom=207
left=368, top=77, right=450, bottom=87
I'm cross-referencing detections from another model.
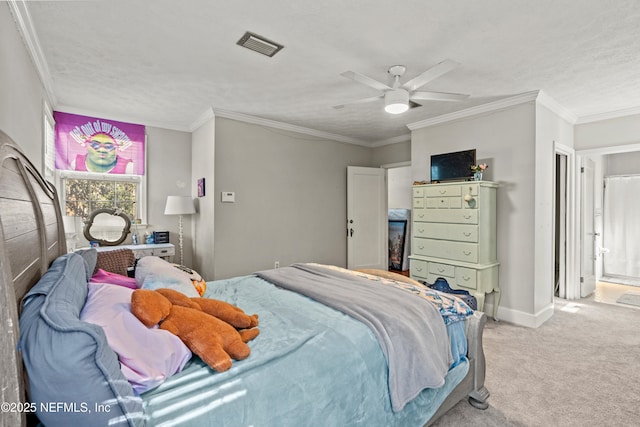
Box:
left=62, top=173, right=141, bottom=219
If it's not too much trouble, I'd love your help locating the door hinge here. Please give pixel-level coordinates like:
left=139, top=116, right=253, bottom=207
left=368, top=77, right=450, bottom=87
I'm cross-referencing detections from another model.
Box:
left=580, top=167, right=584, bottom=173
left=580, top=276, right=584, bottom=283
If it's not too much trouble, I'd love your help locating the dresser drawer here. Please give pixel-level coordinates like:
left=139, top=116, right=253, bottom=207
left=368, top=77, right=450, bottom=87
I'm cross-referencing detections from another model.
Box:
left=413, top=197, right=425, bottom=209
left=425, top=185, right=461, bottom=197
left=413, top=237, right=478, bottom=263
left=426, top=197, right=462, bottom=209
left=428, top=261, right=455, bottom=277
left=150, top=246, right=175, bottom=257
left=455, top=267, right=478, bottom=290
left=414, top=223, right=478, bottom=242
left=410, top=258, right=428, bottom=279
left=413, top=208, right=428, bottom=222
left=420, top=209, right=478, bottom=224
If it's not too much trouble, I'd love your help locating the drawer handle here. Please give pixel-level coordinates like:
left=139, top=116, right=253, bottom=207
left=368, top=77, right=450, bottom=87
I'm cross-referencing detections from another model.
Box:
left=463, top=232, right=471, bottom=237
left=418, top=228, right=425, bottom=233
left=464, top=214, right=472, bottom=219
left=159, top=250, right=168, bottom=254
left=438, top=267, right=445, bottom=272
left=419, top=245, right=425, bottom=250
left=461, top=275, right=471, bottom=281
left=463, top=251, right=472, bottom=256
left=416, top=266, right=423, bottom=271
left=439, top=190, right=446, bottom=194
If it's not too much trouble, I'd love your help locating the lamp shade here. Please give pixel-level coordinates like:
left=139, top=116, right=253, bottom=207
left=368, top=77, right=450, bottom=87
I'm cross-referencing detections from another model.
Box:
left=384, top=89, right=410, bottom=114
left=62, top=215, right=77, bottom=234
left=164, top=196, right=195, bottom=215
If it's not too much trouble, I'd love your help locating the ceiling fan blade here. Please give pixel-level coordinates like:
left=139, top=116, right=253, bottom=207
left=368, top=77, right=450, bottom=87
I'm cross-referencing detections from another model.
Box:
left=340, top=71, right=392, bottom=91
left=402, top=59, right=460, bottom=92
left=332, top=94, right=384, bottom=109
left=410, top=91, right=469, bottom=102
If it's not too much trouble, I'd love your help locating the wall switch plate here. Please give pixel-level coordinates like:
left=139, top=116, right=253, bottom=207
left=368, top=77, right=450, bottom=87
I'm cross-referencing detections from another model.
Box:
left=221, top=191, right=235, bottom=203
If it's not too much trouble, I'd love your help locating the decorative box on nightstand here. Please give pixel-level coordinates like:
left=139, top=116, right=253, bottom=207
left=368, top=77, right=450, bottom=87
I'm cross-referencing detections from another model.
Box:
left=94, top=243, right=175, bottom=261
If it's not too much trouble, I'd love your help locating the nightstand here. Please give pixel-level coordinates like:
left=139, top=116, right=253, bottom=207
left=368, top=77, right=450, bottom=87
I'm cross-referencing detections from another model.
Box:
left=93, top=243, right=175, bottom=261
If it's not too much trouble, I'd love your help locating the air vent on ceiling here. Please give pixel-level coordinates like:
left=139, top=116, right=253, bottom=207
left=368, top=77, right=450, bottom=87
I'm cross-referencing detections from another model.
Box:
left=237, top=31, right=284, bottom=57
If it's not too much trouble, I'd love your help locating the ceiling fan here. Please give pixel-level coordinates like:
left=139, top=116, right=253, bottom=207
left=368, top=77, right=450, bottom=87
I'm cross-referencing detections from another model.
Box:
left=333, top=60, right=469, bottom=114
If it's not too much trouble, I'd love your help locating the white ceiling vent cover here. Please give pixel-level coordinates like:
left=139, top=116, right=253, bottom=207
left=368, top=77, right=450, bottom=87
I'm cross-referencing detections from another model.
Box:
left=237, top=31, right=284, bottom=57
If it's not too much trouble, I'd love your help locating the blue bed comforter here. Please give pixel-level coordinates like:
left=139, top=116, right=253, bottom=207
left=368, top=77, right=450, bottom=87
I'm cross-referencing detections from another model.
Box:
left=141, top=273, right=469, bottom=427
left=257, top=263, right=453, bottom=412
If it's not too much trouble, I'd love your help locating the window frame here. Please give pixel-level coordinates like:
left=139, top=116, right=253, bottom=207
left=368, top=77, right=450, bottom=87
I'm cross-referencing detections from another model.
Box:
left=58, top=169, right=148, bottom=224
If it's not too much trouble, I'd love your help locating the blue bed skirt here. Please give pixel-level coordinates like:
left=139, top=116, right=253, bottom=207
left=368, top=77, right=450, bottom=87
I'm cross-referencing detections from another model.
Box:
left=141, top=275, right=469, bottom=426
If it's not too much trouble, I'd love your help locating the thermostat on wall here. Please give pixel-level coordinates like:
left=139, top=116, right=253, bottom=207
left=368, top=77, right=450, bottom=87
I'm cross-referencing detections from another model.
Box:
left=221, top=191, right=235, bottom=203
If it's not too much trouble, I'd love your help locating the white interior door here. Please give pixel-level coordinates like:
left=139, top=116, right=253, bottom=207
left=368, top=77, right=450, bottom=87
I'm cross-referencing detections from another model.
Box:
left=347, top=166, right=387, bottom=270
left=580, top=158, right=596, bottom=297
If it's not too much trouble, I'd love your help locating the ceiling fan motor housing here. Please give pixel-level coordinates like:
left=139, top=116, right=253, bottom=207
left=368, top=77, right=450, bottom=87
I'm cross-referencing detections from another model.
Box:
left=384, top=89, right=410, bottom=114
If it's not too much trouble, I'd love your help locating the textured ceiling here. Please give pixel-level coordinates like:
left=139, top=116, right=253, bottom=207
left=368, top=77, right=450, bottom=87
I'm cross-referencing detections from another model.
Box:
left=19, top=0, right=640, bottom=145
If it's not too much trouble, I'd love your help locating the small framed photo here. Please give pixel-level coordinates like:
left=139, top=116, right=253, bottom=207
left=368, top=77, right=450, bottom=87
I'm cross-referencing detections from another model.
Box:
left=197, top=178, right=205, bottom=197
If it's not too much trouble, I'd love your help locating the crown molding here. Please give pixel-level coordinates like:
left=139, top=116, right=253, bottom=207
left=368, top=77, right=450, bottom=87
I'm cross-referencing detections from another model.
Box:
left=370, top=134, right=411, bottom=148
left=407, top=91, right=540, bottom=131
left=575, top=105, right=640, bottom=124
left=8, top=1, right=57, bottom=106
left=536, top=90, right=577, bottom=124
left=211, top=108, right=372, bottom=146
left=189, top=107, right=216, bottom=132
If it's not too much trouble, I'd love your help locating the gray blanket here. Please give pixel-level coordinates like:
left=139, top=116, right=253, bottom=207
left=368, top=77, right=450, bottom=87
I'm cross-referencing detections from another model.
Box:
left=256, top=263, right=452, bottom=412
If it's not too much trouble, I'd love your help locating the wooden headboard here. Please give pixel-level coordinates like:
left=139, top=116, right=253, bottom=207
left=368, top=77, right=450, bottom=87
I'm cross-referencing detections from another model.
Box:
left=0, top=130, right=67, bottom=427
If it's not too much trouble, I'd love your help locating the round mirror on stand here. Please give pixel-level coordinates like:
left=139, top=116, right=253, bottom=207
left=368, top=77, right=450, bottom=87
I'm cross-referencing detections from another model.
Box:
left=83, top=208, right=132, bottom=246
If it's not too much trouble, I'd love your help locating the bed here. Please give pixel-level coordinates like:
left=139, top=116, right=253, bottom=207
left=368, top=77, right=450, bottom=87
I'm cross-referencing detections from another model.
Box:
left=0, top=130, right=489, bottom=427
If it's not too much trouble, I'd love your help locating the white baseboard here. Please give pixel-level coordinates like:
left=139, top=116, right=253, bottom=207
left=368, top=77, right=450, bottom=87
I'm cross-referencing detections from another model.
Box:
left=484, top=301, right=554, bottom=328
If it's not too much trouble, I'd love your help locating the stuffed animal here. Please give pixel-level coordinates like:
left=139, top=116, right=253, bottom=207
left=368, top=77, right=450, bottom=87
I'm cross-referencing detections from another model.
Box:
left=131, top=288, right=259, bottom=372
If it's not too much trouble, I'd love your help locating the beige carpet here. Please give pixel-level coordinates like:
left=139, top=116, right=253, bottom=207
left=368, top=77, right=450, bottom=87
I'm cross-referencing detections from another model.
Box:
left=431, top=297, right=640, bottom=426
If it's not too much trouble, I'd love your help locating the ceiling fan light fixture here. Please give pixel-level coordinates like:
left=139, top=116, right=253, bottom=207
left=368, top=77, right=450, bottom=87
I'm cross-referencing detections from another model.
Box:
left=384, top=89, right=410, bottom=114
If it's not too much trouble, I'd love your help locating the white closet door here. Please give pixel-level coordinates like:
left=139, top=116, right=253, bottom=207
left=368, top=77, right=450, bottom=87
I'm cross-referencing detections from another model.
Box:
left=603, top=175, right=640, bottom=279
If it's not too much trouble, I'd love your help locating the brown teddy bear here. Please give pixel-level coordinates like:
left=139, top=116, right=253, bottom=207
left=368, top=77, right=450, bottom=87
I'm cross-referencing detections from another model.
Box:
left=131, top=288, right=259, bottom=372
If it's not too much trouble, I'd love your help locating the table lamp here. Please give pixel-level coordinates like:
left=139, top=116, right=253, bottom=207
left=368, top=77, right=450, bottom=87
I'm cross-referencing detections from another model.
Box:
left=62, top=215, right=78, bottom=252
left=164, top=196, right=195, bottom=265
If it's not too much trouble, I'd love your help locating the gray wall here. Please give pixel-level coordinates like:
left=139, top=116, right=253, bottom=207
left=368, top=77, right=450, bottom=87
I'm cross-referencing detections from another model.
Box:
left=146, top=126, right=194, bottom=266
left=213, top=118, right=372, bottom=279
left=410, top=99, right=574, bottom=326
left=575, top=113, right=640, bottom=151
left=0, top=4, right=47, bottom=167
left=534, top=103, right=574, bottom=313
left=606, top=151, right=640, bottom=175
left=411, top=101, right=562, bottom=326
left=191, top=117, right=216, bottom=279
left=372, top=140, right=411, bottom=166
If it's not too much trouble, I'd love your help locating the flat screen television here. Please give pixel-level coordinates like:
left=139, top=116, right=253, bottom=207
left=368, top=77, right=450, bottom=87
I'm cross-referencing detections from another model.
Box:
left=430, top=149, right=476, bottom=182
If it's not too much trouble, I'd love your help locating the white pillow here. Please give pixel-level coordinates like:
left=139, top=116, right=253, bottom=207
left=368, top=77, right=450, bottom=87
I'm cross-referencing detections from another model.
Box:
left=135, top=256, right=199, bottom=297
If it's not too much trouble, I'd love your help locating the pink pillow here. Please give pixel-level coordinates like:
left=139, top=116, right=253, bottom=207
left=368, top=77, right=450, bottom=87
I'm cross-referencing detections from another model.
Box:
left=80, top=283, right=191, bottom=394
left=90, top=268, right=138, bottom=289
